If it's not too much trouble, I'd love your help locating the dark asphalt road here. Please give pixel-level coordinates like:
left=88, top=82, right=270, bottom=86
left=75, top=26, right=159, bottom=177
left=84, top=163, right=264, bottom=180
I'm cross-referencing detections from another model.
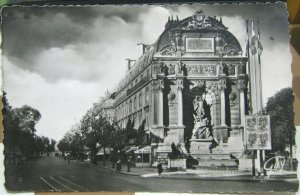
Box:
left=5, top=156, right=299, bottom=193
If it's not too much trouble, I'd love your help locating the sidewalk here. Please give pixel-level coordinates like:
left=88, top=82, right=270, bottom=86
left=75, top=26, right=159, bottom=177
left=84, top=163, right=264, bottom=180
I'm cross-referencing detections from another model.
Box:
left=94, top=160, right=159, bottom=176
left=86, top=160, right=298, bottom=183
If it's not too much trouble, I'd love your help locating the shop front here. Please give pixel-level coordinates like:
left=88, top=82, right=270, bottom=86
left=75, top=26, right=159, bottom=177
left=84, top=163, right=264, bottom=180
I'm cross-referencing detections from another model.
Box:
left=134, top=146, right=151, bottom=167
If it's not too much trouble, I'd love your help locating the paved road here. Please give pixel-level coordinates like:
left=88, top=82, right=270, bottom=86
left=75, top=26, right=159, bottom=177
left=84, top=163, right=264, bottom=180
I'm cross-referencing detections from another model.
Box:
left=5, top=156, right=298, bottom=193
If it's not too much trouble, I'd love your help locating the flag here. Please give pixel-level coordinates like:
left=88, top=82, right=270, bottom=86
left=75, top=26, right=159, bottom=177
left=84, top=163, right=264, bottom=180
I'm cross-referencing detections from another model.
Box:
left=257, top=19, right=263, bottom=56
left=244, top=39, right=249, bottom=56
left=257, top=40, right=263, bottom=55
left=250, top=21, right=258, bottom=55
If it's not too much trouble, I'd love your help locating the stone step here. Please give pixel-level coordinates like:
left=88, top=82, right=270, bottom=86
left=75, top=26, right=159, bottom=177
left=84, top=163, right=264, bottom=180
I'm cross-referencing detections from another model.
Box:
left=187, top=169, right=251, bottom=175
left=197, top=159, right=238, bottom=168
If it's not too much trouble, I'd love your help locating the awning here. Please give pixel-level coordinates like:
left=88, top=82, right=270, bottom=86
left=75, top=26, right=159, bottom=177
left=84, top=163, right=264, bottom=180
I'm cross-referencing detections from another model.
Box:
left=121, top=146, right=131, bottom=152
left=125, top=146, right=139, bottom=154
left=96, top=148, right=111, bottom=155
left=134, top=146, right=151, bottom=154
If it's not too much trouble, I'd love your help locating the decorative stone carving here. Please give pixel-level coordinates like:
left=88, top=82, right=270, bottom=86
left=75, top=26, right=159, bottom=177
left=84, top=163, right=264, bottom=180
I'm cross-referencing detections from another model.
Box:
left=184, top=10, right=226, bottom=31
left=153, top=62, right=166, bottom=75
left=195, top=80, right=206, bottom=89
left=186, top=65, right=217, bottom=75
left=237, top=79, right=247, bottom=90
left=223, top=44, right=240, bottom=56
left=218, top=79, right=227, bottom=91
left=167, top=92, right=176, bottom=104
left=153, top=79, right=164, bottom=90
left=177, top=79, right=184, bottom=90
left=176, top=62, right=183, bottom=74
left=228, top=64, right=236, bottom=75
left=206, top=82, right=218, bottom=93
left=161, top=45, right=177, bottom=55
left=229, top=92, right=238, bottom=106
left=229, top=92, right=237, bottom=102
left=158, top=79, right=164, bottom=90
left=168, top=64, right=176, bottom=75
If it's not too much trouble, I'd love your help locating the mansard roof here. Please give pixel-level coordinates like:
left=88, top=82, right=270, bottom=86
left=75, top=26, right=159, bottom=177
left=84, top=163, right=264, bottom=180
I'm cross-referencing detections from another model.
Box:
left=154, top=10, right=242, bottom=53
left=113, top=10, right=243, bottom=95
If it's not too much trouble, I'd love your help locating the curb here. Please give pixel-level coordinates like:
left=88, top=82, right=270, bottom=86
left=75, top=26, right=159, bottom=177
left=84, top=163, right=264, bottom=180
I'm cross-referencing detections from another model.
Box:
left=143, top=174, right=298, bottom=183
left=88, top=161, right=298, bottom=183
left=94, top=164, right=141, bottom=177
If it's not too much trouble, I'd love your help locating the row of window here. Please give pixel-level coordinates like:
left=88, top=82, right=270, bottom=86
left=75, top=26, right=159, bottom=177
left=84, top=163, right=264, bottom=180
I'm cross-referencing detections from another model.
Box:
left=117, top=109, right=150, bottom=130
left=117, top=68, right=151, bottom=98
left=115, top=86, right=150, bottom=121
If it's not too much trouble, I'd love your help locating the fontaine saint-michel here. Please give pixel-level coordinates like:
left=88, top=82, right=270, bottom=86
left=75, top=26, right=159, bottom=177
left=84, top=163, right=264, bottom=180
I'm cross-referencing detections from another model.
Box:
left=102, top=10, right=250, bottom=169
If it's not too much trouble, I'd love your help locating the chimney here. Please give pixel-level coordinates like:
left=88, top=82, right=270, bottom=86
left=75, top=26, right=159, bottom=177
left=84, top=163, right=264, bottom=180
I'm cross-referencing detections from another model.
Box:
left=125, top=59, right=136, bottom=71
left=137, top=43, right=148, bottom=55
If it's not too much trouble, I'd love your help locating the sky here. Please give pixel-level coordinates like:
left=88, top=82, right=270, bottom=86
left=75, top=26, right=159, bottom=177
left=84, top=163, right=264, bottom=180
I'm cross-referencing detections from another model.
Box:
left=1, top=3, right=292, bottom=141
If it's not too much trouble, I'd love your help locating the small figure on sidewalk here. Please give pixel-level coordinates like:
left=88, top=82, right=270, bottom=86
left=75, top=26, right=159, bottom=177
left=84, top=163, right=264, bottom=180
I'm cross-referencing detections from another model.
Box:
left=115, top=159, right=122, bottom=172
left=127, top=159, right=131, bottom=172
left=157, top=160, right=163, bottom=176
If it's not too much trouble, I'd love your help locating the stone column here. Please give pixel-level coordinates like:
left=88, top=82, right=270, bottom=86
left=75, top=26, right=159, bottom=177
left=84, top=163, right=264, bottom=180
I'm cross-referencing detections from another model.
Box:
left=158, top=79, right=164, bottom=126
left=219, top=78, right=227, bottom=126
left=177, top=79, right=184, bottom=126
left=238, top=78, right=247, bottom=126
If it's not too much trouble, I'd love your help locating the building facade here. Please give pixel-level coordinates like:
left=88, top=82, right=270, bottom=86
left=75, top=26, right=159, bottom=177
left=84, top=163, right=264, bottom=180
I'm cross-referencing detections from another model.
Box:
left=111, top=11, right=250, bottom=167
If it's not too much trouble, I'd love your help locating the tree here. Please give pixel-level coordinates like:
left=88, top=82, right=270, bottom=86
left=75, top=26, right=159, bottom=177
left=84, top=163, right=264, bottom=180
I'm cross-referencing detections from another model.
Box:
left=3, top=93, right=44, bottom=162
left=265, top=88, right=295, bottom=154
left=14, top=105, right=41, bottom=134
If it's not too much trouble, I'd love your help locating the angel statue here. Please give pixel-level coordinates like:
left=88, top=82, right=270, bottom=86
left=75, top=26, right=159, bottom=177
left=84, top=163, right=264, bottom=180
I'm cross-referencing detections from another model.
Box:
left=192, top=95, right=212, bottom=138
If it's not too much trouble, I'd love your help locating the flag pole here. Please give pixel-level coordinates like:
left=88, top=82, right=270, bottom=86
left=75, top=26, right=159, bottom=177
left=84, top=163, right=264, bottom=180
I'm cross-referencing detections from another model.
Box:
left=246, top=19, right=256, bottom=177
left=245, top=19, right=253, bottom=115
left=251, top=19, right=261, bottom=176
left=256, top=17, right=266, bottom=177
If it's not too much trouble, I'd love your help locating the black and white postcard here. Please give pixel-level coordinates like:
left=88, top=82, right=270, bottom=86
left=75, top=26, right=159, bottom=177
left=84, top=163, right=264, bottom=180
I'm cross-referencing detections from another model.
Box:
left=1, top=2, right=298, bottom=193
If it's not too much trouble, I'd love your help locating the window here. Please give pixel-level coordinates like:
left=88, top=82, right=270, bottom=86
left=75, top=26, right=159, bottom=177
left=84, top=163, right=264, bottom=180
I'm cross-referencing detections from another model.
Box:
left=134, top=96, right=137, bottom=110
left=139, top=94, right=142, bottom=107
left=145, top=87, right=149, bottom=104
left=129, top=100, right=132, bottom=113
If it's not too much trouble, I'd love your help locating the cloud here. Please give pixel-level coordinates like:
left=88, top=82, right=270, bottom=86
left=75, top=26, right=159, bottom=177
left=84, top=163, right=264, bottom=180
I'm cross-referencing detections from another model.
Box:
left=261, top=43, right=292, bottom=105
left=3, top=57, right=107, bottom=141
left=2, top=7, right=144, bottom=83
left=138, top=6, right=170, bottom=43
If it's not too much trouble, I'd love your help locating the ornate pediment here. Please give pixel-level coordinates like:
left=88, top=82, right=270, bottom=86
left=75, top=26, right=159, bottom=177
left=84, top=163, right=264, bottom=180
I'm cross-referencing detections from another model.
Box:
left=182, top=10, right=227, bottom=31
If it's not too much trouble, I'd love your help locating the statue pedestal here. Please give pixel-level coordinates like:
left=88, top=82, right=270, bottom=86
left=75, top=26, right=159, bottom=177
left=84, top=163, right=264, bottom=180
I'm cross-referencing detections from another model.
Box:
left=189, top=139, right=238, bottom=169
left=190, top=139, right=212, bottom=156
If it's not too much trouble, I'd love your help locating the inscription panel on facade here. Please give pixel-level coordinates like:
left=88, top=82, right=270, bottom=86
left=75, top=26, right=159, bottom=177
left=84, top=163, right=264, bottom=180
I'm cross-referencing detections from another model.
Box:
left=186, top=38, right=214, bottom=52
left=186, top=64, right=217, bottom=76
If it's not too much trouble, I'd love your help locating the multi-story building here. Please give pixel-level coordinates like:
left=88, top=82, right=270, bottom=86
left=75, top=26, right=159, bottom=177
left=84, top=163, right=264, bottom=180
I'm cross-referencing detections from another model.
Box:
left=111, top=10, right=250, bottom=167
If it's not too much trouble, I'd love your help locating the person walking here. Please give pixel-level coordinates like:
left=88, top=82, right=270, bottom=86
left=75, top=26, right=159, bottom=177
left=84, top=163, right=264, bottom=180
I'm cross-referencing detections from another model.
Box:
left=115, top=159, right=121, bottom=172
left=157, top=160, right=163, bottom=176
left=127, top=159, right=131, bottom=172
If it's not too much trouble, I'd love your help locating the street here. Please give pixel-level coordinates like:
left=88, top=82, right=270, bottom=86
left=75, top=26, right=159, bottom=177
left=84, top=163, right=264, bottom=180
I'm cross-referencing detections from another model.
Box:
left=5, top=156, right=298, bottom=193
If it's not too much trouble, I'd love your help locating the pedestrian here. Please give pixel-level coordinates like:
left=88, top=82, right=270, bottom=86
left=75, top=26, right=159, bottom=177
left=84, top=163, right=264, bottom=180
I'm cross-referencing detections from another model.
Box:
left=127, top=159, right=131, bottom=172
left=115, top=159, right=121, bottom=172
left=157, top=160, right=163, bottom=176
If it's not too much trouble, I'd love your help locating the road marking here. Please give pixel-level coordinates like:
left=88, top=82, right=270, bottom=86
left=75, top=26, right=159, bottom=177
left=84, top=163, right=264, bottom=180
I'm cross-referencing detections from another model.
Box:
left=49, top=176, right=77, bottom=192
left=40, top=177, right=60, bottom=192
left=58, top=176, right=89, bottom=191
